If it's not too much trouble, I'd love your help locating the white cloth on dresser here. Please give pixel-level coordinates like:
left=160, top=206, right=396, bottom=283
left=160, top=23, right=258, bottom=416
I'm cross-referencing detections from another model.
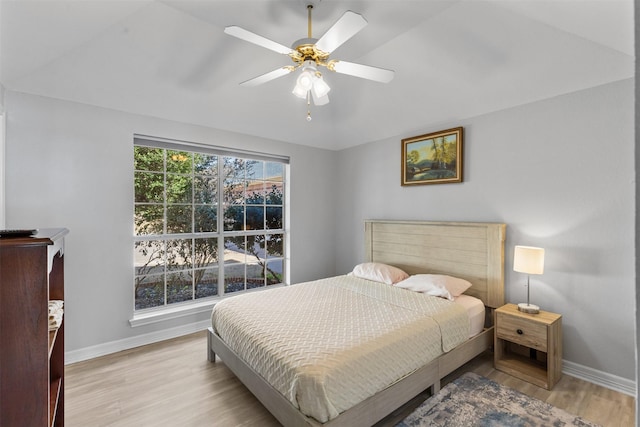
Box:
left=48, top=300, right=63, bottom=330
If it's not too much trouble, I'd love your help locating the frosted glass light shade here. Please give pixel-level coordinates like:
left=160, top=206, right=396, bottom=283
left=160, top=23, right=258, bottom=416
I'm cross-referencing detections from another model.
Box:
left=513, top=246, right=545, bottom=275
left=297, top=70, right=314, bottom=91
left=311, top=76, right=331, bottom=98
left=292, top=84, right=308, bottom=99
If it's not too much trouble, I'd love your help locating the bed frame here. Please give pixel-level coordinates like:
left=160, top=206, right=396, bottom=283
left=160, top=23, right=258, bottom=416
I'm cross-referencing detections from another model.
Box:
left=207, top=220, right=506, bottom=427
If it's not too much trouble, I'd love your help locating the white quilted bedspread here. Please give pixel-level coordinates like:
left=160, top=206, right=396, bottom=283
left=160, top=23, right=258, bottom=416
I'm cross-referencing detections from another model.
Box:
left=211, top=275, right=469, bottom=423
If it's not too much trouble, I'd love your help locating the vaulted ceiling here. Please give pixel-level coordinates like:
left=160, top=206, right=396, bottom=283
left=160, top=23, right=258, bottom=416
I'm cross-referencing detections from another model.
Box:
left=0, top=0, right=634, bottom=150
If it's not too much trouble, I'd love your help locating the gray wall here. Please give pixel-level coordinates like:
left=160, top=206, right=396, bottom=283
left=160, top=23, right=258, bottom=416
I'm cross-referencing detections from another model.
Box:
left=334, top=79, right=636, bottom=381
left=635, top=0, right=639, bottom=415
left=4, top=91, right=337, bottom=351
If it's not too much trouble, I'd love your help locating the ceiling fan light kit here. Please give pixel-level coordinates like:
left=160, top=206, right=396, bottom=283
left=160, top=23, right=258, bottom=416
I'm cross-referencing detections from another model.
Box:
left=224, top=1, right=394, bottom=120
left=292, top=61, right=330, bottom=99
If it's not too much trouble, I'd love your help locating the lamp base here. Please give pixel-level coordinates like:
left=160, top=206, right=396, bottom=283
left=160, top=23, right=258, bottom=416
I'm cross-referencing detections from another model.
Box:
left=518, top=303, right=540, bottom=314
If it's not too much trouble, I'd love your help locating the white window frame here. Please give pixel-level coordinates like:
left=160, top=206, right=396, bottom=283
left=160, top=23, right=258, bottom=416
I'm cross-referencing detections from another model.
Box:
left=130, top=135, right=289, bottom=326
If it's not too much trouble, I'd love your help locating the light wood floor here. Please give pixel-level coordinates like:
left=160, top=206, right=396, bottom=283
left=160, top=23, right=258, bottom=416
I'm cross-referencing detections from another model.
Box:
left=65, top=331, right=635, bottom=426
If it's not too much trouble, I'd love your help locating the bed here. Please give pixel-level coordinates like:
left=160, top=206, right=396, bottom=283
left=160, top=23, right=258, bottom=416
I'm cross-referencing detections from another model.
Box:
left=207, top=220, right=506, bottom=426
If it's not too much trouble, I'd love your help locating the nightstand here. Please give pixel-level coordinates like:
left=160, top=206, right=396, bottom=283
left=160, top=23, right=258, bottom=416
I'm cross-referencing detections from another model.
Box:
left=494, top=303, right=562, bottom=390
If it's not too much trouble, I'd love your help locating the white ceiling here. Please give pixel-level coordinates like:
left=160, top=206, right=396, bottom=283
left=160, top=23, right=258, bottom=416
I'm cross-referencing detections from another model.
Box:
left=0, top=0, right=634, bottom=151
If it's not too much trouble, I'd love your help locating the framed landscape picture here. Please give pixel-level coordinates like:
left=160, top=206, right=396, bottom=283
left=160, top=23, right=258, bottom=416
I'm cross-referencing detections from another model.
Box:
left=401, top=127, right=463, bottom=186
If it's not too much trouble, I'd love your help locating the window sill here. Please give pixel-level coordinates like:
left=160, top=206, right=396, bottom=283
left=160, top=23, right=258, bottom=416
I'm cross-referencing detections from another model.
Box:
left=130, top=299, right=216, bottom=327
left=129, top=284, right=286, bottom=327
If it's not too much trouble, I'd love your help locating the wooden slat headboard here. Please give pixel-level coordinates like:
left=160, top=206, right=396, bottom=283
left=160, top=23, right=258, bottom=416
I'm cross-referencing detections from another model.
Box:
left=364, top=220, right=506, bottom=308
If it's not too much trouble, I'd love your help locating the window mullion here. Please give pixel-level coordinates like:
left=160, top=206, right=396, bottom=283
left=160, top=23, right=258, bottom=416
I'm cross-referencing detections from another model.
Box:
left=191, top=159, right=195, bottom=302
left=163, top=149, right=168, bottom=307
left=217, top=158, right=225, bottom=297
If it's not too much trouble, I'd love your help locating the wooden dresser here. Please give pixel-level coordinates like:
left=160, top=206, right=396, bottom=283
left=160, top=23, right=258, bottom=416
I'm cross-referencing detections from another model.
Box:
left=0, top=228, right=69, bottom=426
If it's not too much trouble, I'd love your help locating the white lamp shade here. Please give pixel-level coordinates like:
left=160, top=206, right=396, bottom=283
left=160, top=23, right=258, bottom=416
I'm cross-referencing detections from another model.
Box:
left=513, top=246, right=545, bottom=275
left=292, top=84, right=308, bottom=99
left=311, top=76, right=331, bottom=99
left=297, top=70, right=314, bottom=91
left=312, top=91, right=329, bottom=106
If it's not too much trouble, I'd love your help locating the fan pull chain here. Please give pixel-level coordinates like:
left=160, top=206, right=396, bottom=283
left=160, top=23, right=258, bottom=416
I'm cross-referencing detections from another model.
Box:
left=306, top=92, right=312, bottom=121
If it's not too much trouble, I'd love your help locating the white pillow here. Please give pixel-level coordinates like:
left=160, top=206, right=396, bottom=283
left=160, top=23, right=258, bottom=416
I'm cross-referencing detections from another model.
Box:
left=394, top=274, right=472, bottom=301
left=351, top=262, right=409, bottom=285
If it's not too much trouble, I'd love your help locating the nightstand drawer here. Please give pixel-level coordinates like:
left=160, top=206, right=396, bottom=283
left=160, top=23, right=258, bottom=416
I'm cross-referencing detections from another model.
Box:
left=496, top=312, right=547, bottom=352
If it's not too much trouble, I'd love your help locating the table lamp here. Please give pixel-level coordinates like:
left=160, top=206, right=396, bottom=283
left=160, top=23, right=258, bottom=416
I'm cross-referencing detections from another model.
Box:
left=513, top=245, right=545, bottom=314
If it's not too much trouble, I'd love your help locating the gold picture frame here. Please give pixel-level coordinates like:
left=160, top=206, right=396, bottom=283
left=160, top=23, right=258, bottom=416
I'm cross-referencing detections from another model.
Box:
left=401, top=127, right=463, bottom=186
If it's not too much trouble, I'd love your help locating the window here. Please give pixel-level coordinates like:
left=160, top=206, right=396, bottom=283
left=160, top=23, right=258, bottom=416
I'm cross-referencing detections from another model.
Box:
left=133, top=137, right=287, bottom=312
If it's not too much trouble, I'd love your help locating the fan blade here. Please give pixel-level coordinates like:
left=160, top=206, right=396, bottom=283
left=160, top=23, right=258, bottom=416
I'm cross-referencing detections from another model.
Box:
left=315, top=11, right=367, bottom=54
left=240, top=67, right=293, bottom=87
left=330, top=60, right=395, bottom=83
left=224, top=26, right=294, bottom=55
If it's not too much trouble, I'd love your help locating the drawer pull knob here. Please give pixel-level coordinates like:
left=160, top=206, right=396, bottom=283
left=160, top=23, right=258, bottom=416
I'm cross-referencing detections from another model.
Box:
left=516, top=329, right=524, bottom=335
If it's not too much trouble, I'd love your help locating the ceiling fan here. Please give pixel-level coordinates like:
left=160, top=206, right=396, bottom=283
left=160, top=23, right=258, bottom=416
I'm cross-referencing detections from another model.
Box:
left=224, top=0, right=395, bottom=120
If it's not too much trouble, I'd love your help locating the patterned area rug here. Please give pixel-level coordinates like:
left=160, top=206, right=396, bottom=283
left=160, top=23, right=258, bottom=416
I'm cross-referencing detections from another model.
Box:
left=397, top=372, right=600, bottom=427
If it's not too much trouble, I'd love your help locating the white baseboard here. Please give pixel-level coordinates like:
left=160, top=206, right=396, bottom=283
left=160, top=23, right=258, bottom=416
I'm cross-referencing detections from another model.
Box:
left=65, top=320, right=211, bottom=364
left=563, top=359, right=636, bottom=397
left=66, top=324, right=637, bottom=399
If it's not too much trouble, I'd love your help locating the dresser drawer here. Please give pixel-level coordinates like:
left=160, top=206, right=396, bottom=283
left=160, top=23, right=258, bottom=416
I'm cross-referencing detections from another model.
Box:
left=496, top=312, right=547, bottom=352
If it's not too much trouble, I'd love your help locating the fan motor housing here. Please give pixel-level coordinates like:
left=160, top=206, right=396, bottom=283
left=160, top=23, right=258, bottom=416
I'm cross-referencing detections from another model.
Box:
left=290, top=38, right=330, bottom=66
